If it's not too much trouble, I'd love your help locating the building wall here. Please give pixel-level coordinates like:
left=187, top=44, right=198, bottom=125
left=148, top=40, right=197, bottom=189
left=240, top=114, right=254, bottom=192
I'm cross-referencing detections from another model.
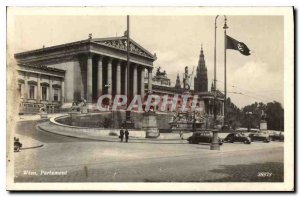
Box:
left=47, top=61, right=75, bottom=103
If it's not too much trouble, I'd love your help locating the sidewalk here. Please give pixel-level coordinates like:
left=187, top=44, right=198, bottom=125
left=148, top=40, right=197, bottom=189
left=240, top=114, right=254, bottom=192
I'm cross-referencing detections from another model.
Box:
left=37, top=121, right=190, bottom=144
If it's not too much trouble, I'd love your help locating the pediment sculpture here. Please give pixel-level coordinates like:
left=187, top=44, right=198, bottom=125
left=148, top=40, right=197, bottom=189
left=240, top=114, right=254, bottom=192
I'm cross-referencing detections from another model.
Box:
left=97, top=39, right=153, bottom=59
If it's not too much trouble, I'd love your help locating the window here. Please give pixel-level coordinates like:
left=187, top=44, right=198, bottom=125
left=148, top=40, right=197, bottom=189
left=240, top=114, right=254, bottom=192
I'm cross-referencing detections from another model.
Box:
left=42, top=86, right=47, bottom=101
left=29, top=85, right=35, bottom=99
left=53, top=88, right=59, bottom=101
left=18, top=84, right=22, bottom=96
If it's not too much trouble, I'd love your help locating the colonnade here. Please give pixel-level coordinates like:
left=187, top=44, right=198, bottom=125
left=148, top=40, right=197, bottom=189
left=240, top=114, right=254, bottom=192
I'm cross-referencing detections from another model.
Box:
left=81, top=54, right=153, bottom=103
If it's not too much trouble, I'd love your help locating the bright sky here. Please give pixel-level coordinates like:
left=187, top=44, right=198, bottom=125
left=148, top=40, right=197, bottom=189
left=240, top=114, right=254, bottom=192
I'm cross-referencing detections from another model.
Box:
left=9, top=13, right=284, bottom=108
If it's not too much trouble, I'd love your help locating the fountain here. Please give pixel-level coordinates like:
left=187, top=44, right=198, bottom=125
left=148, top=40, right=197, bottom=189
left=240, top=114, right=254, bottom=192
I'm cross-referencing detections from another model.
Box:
left=169, top=111, right=206, bottom=133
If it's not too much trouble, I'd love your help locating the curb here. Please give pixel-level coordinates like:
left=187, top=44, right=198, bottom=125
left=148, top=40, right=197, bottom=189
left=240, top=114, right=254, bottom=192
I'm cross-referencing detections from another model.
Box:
left=36, top=123, right=190, bottom=144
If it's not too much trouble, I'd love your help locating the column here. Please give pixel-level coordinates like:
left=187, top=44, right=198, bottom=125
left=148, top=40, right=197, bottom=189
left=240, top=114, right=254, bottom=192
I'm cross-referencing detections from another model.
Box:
left=221, top=102, right=223, bottom=116
left=140, top=67, right=145, bottom=99
left=49, top=76, right=53, bottom=103
left=24, top=72, right=28, bottom=100
left=97, top=56, right=103, bottom=97
left=61, top=79, right=65, bottom=104
left=133, top=64, right=137, bottom=95
left=209, top=100, right=212, bottom=115
left=116, top=60, right=121, bottom=95
left=148, top=68, right=152, bottom=92
left=75, top=57, right=83, bottom=101
left=107, top=57, right=112, bottom=95
left=124, top=64, right=128, bottom=95
left=37, top=74, right=41, bottom=103
left=87, top=54, right=93, bottom=103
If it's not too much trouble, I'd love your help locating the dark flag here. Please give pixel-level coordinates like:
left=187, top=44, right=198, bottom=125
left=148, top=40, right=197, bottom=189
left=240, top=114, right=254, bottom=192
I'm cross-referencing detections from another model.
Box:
left=226, top=35, right=251, bottom=56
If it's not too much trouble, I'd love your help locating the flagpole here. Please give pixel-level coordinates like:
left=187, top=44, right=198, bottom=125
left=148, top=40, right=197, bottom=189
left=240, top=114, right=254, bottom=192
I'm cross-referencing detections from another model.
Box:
left=127, top=15, right=130, bottom=104
left=125, top=15, right=131, bottom=128
left=213, top=15, right=219, bottom=126
left=223, top=16, right=228, bottom=125
left=210, top=15, right=220, bottom=151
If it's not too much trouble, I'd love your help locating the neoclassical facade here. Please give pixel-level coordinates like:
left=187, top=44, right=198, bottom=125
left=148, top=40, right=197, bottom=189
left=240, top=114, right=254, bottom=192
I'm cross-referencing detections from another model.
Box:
left=17, top=64, right=65, bottom=113
left=15, top=36, right=156, bottom=112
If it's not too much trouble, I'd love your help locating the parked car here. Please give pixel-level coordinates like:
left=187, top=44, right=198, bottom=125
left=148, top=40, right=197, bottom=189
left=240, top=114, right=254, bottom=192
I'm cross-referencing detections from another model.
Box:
left=269, top=131, right=284, bottom=141
left=248, top=132, right=270, bottom=143
left=187, top=131, right=223, bottom=145
left=224, top=133, right=251, bottom=144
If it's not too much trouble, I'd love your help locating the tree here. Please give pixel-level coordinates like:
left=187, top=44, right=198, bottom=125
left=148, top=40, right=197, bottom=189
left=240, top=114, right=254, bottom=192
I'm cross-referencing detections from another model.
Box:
left=225, top=97, right=242, bottom=128
left=240, top=101, right=284, bottom=131
left=224, top=98, right=284, bottom=131
left=265, top=101, right=284, bottom=131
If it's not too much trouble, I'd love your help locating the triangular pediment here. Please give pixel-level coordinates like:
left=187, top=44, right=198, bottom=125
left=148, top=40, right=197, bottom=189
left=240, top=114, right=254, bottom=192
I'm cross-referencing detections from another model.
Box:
left=91, top=37, right=156, bottom=60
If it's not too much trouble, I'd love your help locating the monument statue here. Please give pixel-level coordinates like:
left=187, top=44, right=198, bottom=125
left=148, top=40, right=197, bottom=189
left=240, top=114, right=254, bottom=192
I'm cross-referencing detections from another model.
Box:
left=70, top=99, right=87, bottom=113
left=169, top=110, right=205, bottom=132
left=39, top=104, right=48, bottom=119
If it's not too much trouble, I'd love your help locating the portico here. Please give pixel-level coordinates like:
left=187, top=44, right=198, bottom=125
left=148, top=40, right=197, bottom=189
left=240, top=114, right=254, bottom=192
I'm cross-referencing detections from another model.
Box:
left=15, top=36, right=157, bottom=109
left=73, top=53, right=153, bottom=104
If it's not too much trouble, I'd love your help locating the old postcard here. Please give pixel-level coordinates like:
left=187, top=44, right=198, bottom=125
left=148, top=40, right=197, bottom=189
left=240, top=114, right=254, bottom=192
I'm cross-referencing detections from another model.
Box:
left=6, top=7, right=294, bottom=191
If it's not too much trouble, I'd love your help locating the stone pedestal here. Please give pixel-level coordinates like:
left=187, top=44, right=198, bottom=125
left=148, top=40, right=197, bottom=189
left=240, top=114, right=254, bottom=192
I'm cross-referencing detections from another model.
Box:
left=210, top=130, right=220, bottom=150
left=142, top=112, right=159, bottom=138
left=260, top=120, right=267, bottom=130
left=40, top=112, right=48, bottom=119
left=122, top=111, right=135, bottom=129
left=81, top=106, right=88, bottom=114
left=68, top=111, right=81, bottom=126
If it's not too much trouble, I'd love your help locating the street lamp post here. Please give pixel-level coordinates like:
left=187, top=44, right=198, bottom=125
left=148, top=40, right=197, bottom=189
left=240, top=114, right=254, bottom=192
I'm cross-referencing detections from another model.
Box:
left=213, top=15, right=219, bottom=127
left=210, top=15, right=227, bottom=150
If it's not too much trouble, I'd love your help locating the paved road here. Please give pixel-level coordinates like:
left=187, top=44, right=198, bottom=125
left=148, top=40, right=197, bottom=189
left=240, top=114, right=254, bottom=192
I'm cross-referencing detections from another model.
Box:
left=13, top=120, right=284, bottom=182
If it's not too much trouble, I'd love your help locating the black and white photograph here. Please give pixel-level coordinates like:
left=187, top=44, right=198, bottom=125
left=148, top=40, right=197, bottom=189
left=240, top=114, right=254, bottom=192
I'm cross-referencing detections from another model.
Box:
left=6, top=7, right=294, bottom=191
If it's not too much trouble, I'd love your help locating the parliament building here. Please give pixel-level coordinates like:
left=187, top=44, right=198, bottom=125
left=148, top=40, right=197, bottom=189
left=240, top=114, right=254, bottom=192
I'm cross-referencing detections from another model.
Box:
left=15, top=35, right=224, bottom=117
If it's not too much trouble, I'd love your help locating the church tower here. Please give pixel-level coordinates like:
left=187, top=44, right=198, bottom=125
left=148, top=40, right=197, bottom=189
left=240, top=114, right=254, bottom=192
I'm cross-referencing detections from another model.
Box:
left=194, top=45, right=208, bottom=92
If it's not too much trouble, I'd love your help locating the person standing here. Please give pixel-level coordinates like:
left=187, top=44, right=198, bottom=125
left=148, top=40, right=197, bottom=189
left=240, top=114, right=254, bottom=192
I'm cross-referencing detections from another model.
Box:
left=119, top=128, right=124, bottom=142
left=125, top=129, right=129, bottom=143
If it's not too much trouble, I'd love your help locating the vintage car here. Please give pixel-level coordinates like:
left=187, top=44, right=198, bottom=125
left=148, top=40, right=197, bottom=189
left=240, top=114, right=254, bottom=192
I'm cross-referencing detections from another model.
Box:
left=248, top=132, right=270, bottom=143
left=269, top=131, right=284, bottom=141
left=224, top=133, right=251, bottom=144
left=187, top=131, right=223, bottom=145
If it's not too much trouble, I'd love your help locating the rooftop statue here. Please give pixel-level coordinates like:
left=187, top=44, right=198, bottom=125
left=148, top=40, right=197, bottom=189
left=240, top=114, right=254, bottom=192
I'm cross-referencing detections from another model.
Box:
left=156, top=66, right=167, bottom=77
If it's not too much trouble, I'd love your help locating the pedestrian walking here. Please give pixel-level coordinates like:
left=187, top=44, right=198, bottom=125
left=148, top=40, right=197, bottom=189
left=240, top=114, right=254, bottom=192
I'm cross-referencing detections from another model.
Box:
left=119, top=128, right=124, bottom=142
left=125, top=129, right=129, bottom=143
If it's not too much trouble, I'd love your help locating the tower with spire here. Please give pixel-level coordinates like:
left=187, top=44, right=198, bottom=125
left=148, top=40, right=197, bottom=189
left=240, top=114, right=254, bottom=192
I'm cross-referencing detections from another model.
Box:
left=174, top=73, right=181, bottom=89
left=194, top=45, right=208, bottom=92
